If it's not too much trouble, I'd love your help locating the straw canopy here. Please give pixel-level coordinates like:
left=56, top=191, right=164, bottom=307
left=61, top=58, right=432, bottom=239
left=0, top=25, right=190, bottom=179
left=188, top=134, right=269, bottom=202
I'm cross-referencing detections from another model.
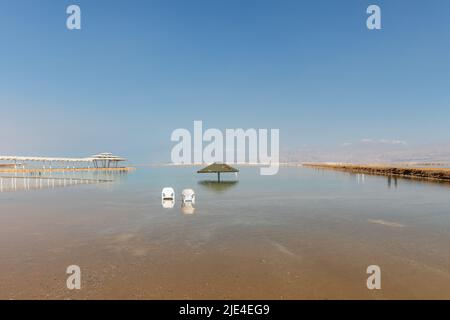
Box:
left=197, top=163, right=239, bottom=173
left=197, top=162, right=239, bottom=182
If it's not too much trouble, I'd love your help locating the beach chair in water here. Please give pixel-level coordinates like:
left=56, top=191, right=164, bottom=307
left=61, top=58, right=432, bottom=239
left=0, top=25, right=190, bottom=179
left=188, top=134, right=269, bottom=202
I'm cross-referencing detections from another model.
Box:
left=181, top=189, right=195, bottom=204
left=161, top=187, right=175, bottom=201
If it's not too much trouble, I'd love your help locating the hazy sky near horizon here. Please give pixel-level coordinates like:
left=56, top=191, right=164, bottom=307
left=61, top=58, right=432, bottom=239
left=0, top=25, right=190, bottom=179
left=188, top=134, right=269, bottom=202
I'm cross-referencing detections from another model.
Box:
left=1, top=0, right=450, bottom=163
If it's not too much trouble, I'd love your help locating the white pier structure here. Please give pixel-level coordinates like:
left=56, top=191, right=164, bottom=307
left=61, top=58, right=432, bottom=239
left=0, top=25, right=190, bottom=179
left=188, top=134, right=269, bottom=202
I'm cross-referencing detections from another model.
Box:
left=0, top=153, right=127, bottom=169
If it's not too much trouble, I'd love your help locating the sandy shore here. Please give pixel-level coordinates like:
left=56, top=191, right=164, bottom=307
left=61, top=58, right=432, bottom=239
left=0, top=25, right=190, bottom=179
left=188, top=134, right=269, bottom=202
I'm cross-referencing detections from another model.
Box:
left=303, top=163, right=450, bottom=183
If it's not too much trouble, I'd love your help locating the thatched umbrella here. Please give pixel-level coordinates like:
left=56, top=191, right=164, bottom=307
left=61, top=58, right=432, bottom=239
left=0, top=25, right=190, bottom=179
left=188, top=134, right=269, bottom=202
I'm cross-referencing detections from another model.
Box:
left=197, top=162, right=239, bottom=182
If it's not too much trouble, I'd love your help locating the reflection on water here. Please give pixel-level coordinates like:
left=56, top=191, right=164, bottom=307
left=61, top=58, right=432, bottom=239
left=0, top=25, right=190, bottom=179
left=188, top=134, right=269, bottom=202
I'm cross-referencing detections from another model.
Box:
left=341, top=170, right=450, bottom=190
left=181, top=202, right=196, bottom=215
left=356, top=173, right=365, bottom=184
left=161, top=199, right=175, bottom=208
left=0, top=170, right=128, bottom=192
left=162, top=198, right=196, bottom=214
left=197, top=180, right=239, bottom=193
left=387, top=176, right=398, bottom=188
left=0, top=176, right=104, bottom=192
left=42, top=170, right=129, bottom=181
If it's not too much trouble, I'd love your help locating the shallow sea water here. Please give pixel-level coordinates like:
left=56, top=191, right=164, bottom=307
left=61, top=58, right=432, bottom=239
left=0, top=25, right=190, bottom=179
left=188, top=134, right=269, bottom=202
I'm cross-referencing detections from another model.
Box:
left=0, top=166, right=449, bottom=299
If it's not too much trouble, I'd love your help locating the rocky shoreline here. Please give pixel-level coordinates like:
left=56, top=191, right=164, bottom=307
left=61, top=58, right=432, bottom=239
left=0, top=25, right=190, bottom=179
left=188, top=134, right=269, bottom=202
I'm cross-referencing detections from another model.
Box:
left=303, top=163, right=450, bottom=183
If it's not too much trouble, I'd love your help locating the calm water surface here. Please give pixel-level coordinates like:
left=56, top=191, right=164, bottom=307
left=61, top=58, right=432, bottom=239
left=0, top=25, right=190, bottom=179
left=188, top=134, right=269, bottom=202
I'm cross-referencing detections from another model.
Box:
left=0, top=167, right=449, bottom=299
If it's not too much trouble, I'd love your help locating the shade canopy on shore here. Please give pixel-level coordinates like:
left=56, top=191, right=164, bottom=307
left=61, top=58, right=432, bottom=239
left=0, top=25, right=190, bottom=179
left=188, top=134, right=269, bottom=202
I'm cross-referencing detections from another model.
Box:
left=197, top=162, right=239, bottom=182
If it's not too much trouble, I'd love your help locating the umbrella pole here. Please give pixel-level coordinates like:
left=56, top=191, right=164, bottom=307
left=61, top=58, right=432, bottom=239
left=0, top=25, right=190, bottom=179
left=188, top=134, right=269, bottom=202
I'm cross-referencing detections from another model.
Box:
left=217, top=172, right=221, bottom=182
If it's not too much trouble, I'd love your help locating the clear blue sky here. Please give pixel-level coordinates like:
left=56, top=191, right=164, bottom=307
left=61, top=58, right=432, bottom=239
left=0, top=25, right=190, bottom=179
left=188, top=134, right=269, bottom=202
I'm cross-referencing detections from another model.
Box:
left=1, top=0, right=449, bottom=162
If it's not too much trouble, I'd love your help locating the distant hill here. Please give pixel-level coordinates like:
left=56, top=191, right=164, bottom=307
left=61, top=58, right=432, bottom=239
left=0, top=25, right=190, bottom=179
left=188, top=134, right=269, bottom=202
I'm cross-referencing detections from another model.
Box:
left=281, top=142, right=450, bottom=164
